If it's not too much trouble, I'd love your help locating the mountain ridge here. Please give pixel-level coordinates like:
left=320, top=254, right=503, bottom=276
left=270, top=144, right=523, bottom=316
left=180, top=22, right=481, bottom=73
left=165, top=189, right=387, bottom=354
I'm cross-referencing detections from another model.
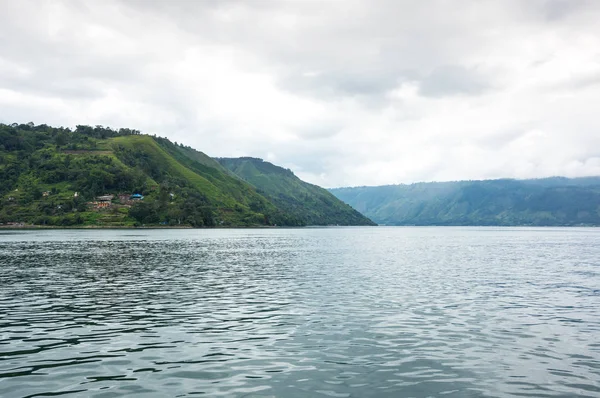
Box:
left=330, top=177, right=600, bottom=226
left=0, top=122, right=373, bottom=227
left=217, top=157, right=376, bottom=226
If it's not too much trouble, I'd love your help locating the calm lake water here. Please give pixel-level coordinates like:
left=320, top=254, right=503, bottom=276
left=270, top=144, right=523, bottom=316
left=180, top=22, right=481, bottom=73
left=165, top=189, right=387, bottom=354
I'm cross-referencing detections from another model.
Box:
left=1, top=227, right=599, bottom=397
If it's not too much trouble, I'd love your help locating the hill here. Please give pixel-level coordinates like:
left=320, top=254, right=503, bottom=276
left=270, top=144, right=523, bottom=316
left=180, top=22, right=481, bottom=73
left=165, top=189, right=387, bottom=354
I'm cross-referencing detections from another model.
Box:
left=330, top=178, right=600, bottom=226
left=217, top=157, right=376, bottom=226
left=0, top=122, right=371, bottom=227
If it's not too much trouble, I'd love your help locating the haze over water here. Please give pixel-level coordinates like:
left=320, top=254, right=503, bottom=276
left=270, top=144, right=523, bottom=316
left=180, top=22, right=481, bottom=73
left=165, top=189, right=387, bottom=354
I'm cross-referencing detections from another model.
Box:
left=1, top=227, right=599, bottom=397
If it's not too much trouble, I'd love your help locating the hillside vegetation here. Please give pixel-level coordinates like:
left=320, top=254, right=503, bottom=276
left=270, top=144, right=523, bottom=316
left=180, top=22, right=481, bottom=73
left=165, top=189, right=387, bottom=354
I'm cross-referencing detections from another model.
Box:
left=218, top=157, right=376, bottom=226
left=0, top=122, right=372, bottom=227
left=330, top=178, right=600, bottom=226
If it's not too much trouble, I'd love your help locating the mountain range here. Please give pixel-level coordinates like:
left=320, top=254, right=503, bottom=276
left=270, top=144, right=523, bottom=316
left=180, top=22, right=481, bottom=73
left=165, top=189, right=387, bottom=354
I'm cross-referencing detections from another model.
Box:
left=4, top=122, right=599, bottom=228
left=330, top=177, right=600, bottom=226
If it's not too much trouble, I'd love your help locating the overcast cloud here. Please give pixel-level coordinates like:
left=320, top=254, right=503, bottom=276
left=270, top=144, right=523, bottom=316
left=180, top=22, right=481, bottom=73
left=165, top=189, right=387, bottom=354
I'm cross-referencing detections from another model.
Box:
left=1, top=0, right=600, bottom=187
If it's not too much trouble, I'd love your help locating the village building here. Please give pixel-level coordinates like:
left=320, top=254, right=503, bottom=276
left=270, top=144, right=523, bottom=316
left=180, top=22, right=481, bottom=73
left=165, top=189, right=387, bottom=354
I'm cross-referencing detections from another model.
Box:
left=96, top=194, right=114, bottom=208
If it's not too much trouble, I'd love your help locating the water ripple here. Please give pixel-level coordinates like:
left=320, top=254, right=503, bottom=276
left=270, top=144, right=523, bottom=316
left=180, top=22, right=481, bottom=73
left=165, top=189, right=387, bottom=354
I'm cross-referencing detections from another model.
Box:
left=1, top=227, right=599, bottom=397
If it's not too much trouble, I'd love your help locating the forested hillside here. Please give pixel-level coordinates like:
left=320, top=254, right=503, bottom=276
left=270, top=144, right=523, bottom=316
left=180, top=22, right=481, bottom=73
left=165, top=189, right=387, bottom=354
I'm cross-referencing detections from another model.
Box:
left=330, top=178, right=600, bottom=226
left=0, top=122, right=371, bottom=227
left=218, top=157, right=375, bottom=226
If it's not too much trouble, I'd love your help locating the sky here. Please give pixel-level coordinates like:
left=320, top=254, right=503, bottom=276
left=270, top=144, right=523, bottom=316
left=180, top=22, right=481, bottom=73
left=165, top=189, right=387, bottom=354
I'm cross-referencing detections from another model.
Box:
left=1, top=0, right=600, bottom=187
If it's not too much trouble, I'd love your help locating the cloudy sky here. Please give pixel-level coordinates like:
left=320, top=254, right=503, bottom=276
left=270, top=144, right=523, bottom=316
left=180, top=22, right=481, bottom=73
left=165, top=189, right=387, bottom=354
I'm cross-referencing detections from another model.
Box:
left=1, top=0, right=600, bottom=187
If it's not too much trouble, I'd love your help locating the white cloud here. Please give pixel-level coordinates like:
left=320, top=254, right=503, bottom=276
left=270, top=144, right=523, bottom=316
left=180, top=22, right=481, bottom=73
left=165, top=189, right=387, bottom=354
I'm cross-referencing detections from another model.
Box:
left=1, top=0, right=600, bottom=187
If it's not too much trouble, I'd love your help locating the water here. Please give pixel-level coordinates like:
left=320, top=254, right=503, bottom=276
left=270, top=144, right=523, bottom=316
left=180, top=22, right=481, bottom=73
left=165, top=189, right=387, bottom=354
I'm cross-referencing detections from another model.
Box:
left=1, top=227, right=599, bottom=397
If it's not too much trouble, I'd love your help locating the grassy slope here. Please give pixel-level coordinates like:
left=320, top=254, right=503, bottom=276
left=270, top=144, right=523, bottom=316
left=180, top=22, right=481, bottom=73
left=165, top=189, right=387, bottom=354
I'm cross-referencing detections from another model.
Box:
left=112, top=136, right=229, bottom=204
left=153, top=138, right=274, bottom=211
left=217, top=157, right=376, bottom=226
left=1, top=134, right=273, bottom=226
left=110, top=135, right=277, bottom=225
left=330, top=177, right=600, bottom=226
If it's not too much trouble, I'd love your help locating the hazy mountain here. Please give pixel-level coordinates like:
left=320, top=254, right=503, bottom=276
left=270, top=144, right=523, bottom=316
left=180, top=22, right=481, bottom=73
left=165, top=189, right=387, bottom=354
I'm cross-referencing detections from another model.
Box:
left=330, top=178, right=600, bottom=226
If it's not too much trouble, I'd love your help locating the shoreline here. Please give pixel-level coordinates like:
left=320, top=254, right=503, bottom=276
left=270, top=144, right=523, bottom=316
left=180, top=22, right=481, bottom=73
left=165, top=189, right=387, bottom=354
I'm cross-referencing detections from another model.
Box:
left=0, top=224, right=362, bottom=230
left=0, top=225, right=282, bottom=230
left=1, top=224, right=598, bottom=230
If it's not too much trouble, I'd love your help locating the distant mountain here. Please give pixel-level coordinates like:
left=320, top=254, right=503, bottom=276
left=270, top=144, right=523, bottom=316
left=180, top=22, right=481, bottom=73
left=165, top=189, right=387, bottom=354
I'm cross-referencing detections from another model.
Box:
left=330, top=178, right=600, bottom=226
left=0, top=122, right=372, bottom=227
left=217, top=157, right=376, bottom=226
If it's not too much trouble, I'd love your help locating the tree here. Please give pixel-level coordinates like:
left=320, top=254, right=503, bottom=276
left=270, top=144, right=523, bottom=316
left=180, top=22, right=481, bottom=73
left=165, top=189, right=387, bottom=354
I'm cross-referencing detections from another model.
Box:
left=55, top=132, right=68, bottom=147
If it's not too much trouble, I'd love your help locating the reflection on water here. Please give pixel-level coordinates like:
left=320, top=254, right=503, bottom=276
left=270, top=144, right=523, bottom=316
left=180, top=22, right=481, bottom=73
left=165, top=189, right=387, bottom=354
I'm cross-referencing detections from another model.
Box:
left=1, top=227, right=599, bottom=397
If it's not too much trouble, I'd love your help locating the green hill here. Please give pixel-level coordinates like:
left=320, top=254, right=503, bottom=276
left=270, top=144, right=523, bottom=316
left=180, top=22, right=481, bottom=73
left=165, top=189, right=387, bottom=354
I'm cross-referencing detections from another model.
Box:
left=217, top=157, right=375, bottom=226
left=0, top=122, right=372, bottom=227
left=330, top=178, right=600, bottom=226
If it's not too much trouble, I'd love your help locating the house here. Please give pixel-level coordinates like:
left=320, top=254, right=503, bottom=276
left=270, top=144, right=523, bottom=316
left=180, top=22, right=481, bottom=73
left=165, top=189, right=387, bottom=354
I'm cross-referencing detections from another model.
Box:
left=96, top=194, right=114, bottom=208
left=130, top=193, right=144, bottom=200
left=74, top=192, right=79, bottom=198
left=43, top=191, right=50, bottom=197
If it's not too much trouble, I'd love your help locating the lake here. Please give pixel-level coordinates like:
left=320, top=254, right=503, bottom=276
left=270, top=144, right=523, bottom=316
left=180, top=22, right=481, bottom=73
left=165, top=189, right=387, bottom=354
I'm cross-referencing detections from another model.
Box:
left=1, top=227, right=599, bottom=397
